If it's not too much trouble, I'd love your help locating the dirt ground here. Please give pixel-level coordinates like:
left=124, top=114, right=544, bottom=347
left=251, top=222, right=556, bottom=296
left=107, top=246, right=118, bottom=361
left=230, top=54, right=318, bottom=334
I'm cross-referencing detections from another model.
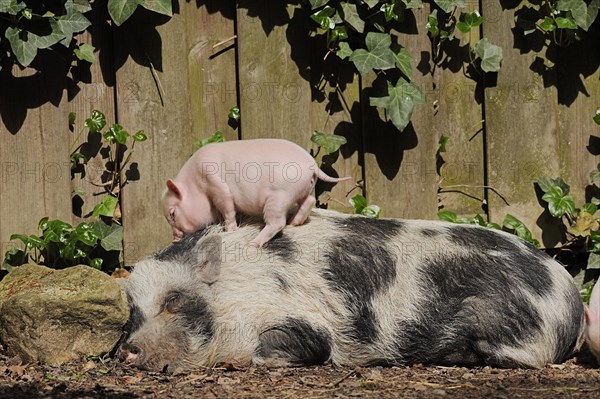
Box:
left=2, top=348, right=600, bottom=399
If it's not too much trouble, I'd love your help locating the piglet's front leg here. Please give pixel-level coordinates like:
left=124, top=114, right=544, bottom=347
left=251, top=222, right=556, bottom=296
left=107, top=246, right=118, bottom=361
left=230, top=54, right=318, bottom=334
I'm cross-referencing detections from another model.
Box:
left=211, top=189, right=238, bottom=232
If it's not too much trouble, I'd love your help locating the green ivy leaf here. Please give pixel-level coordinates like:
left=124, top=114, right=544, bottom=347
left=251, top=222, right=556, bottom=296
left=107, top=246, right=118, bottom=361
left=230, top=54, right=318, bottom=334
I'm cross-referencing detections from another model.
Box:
left=590, top=170, right=600, bottom=184
left=535, top=176, right=570, bottom=194
left=27, top=20, right=66, bottom=50
left=583, top=203, right=599, bottom=215
left=21, top=8, right=32, bottom=19
left=141, top=0, right=173, bottom=17
left=349, top=32, right=396, bottom=74
left=434, top=0, right=466, bottom=14
left=369, top=78, right=426, bottom=131
left=85, top=110, right=106, bottom=132
left=427, top=10, right=440, bottom=38
left=0, top=0, right=26, bottom=15
left=330, top=25, right=348, bottom=42
left=108, top=0, right=140, bottom=26
left=5, top=28, right=38, bottom=67
left=588, top=253, right=600, bottom=269
left=474, top=215, right=501, bottom=229
left=394, top=47, right=412, bottom=79
left=106, top=124, right=129, bottom=145
left=67, top=0, right=93, bottom=14
left=133, top=130, right=148, bottom=142
left=350, top=194, right=368, bottom=213
left=556, top=16, right=578, bottom=29
left=539, top=17, right=556, bottom=32
left=541, top=186, right=576, bottom=218
left=594, top=108, right=600, bottom=125
left=381, top=2, right=400, bottom=22
left=74, top=222, right=100, bottom=246
left=438, top=134, right=449, bottom=152
left=349, top=195, right=381, bottom=218
left=90, top=258, right=103, bottom=269
left=310, top=0, right=330, bottom=9
left=195, top=131, right=226, bottom=148
left=361, top=204, right=382, bottom=218
left=364, top=0, right=380, bottom=8
left=92, top=195, right=119, bottom=218
left=311, top=131, right=347, bottom=155
left=93, top=221, right=123, bottom=251
left=228, top=106, right=240, bottom=121
left=473, top=38, right=503, bottom=72
left=557, top=0, right=598, bottom=31
left=403, top=0, right=423, bottom=8
left=503, top=214, right=539, bottom=247
left=340, top=2, right=365, bottom=33
left=337, top=41, right=353, bottom=59
left=438, top=210, right=459, bottom=223
left=55, top=9, right=92, bottom=45
left=74, top=43, right=95, bottom=63
left=311, top=5, right=336, bottom=29
left=68, top=112, right=77, bottom=129
left=456, top=11, right=483, bottom=33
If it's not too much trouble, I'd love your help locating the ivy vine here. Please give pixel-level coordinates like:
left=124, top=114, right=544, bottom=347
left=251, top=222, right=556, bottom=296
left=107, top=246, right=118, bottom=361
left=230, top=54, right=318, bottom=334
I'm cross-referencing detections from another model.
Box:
left=0, top=0, right=172, bottom=70
left=306, top=0, right=506, bottom=132
left=515, top=0, right=599, bottom=47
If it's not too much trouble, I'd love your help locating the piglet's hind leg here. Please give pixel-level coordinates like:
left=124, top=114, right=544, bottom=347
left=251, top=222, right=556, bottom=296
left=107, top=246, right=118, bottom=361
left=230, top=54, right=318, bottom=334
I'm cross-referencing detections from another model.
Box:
left=248, top=196, right=291, bottom=247
left=289, top=195, right=315, bottom=226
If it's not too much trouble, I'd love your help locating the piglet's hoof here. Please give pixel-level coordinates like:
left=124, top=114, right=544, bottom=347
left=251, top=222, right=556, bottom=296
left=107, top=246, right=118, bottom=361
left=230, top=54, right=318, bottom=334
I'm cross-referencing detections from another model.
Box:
left=246, top=241, right=263, bottom=249
left=224, top=223, right=239, bottom=232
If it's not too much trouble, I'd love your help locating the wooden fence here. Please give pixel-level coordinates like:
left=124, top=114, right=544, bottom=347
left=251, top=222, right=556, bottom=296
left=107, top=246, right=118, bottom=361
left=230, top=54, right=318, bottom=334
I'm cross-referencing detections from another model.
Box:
left=1, top=1, right=599, bottom=264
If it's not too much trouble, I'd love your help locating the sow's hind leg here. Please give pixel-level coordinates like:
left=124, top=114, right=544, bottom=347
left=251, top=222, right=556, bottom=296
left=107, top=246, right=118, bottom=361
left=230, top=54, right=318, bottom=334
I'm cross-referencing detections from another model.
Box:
left=254, top=318, right=332, bottom=367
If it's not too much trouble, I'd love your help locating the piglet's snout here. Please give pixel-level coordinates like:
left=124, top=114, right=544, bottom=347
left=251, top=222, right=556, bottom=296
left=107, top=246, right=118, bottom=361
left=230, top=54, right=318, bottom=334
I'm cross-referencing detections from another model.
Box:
left=118, top=342, right=145, bottom=364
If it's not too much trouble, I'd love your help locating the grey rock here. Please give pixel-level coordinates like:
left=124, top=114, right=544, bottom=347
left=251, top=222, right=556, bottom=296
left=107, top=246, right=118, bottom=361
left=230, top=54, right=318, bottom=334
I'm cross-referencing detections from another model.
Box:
left=0, top=264, right=129, bottom=365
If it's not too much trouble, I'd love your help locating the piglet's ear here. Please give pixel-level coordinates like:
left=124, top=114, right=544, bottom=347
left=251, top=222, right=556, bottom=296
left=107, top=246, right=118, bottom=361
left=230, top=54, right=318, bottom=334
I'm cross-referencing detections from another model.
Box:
left=166, top=179, right=183, bottom=200
left=195, top=235, right=222, bottom=285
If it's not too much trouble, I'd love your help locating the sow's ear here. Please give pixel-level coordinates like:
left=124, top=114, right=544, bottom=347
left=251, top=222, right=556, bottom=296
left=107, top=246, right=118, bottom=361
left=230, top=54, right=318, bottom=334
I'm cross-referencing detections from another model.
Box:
left=166, top=179, right=183, bottom=200
left=194, top=235, right=223, bottom=285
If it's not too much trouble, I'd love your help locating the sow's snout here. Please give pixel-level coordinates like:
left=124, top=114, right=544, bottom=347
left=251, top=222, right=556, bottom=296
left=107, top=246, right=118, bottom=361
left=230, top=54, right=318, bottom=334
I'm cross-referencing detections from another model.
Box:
left=118, top=232, right=222, bottom=371
left=119, top=210, right=586, bottom=371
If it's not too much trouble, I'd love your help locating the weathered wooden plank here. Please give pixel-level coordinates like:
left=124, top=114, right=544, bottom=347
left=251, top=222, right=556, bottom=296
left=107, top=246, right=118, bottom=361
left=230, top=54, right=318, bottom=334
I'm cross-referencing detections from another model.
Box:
left=435, top=2, right=486, bottom=219
left=362, top=4, right=439, bottom=220
left=185, top=0, right=238, bottom=142
left=69, top=9, right=118, bottom=223
left=555, top=22, right=600, bottom=210
left=306, top=21, right=362, bottom=212
left=236, top=4, right=362, bottom=213
left=115, top=9, right=198, bottom=262
left=236, top=2, right=312, bottom=143
left=482, top=1, right=562, bottom=244
left=0, top=63, right=73, bottom=256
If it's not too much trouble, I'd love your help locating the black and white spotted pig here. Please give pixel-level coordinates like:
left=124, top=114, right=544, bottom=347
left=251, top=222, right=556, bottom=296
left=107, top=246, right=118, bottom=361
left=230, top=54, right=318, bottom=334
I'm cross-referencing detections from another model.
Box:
left=119, top=209, right=586, bottom=371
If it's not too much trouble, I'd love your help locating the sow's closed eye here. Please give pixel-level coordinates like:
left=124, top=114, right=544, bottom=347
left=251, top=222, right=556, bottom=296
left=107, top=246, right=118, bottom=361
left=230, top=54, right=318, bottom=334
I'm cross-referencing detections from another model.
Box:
left=162, top=292, right=184, bottom=314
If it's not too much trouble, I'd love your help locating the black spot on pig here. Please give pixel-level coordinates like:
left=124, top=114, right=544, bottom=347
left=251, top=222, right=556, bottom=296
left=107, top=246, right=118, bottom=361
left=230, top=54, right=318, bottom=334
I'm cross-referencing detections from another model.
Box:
left=155, top=230, right=210, bottom=263
left=257, top=318, right=331, bottom=365
left=333, top=216, right=404, bottom=238
left=263, top=233, right=300, bottom=263
left=553, top=289, right=585, bottom=363
left=421, top=229, right=440, bottom=237
left=274, top=272, right=290, bottom=292
left=322, top=235, right=397, bottom=343
left=391, top=252, right=550, bottom=366
left=445, top=225, right=552, bottom=295
left=125, top=301, right=145, bottom=335
left=163, top=290, right=214, bottom=342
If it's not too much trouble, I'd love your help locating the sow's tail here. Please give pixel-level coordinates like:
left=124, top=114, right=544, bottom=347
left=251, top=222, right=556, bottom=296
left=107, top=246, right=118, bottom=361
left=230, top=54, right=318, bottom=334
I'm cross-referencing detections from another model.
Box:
left=585, top=282, right=600, bottom=363
left=317, top=168, right=351, bottom=183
